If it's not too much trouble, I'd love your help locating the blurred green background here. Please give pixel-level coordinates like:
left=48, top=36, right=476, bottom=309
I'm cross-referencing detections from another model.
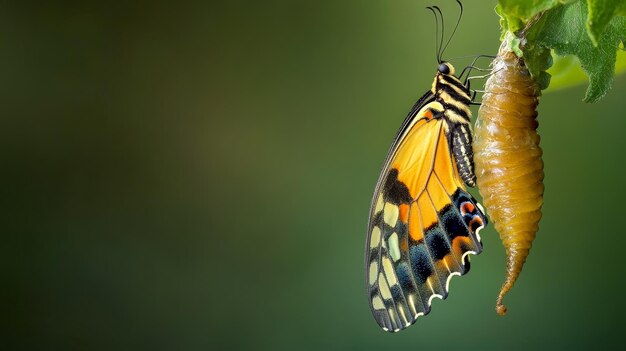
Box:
left=3, top=1, right=626, bottom=350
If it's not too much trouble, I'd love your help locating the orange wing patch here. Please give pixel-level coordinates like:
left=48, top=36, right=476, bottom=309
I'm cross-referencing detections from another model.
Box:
left=408, top=201, right=424, bottom=242
left=391, top=119, right=440, bottom=199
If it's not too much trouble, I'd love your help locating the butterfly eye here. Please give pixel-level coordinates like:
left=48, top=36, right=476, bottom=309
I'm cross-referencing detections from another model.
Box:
left=438, top=63, right=451, bottom=74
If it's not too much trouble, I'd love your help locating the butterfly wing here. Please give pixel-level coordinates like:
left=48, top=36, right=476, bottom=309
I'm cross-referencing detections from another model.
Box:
left=366, top=97, right=487, bottom=332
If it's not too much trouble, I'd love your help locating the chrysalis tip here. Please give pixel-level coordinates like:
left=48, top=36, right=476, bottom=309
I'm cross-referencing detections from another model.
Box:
left=496, top=303, right=507, bottom=316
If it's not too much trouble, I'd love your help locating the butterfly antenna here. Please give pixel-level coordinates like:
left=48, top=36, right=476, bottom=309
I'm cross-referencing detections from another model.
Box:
left=432, top=6, right=445, bottom=63
left=440, top=0, right=463, bottom=59
left=426, top=6, right=441, bottom=63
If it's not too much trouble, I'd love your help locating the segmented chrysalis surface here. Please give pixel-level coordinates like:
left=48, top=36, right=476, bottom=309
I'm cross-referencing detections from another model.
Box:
left=473, top=49, right=544, bottom=315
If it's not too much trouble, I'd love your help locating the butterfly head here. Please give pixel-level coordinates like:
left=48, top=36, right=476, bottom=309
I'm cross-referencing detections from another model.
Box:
left=437, top=62, right=455, bottom=76
left=431, top=61, right=462, bottom=94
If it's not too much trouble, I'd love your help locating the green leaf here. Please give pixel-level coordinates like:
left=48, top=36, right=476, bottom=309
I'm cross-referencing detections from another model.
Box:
left=496, top=0, right=626, bottom=102
left=499, top=0, right=560, bottom=21
left=495, top=4, right=524, bottom=35
left=496, top=0, right=577, bottom=32
left=525, top=45, right=553, bottom=90
left=532, top=1, right=626, bottom=102
left=546, top=50, right=626, bottom=92
left=495, top=3, right=526, bottom=33
left=587, top=0, right=626, bottom=45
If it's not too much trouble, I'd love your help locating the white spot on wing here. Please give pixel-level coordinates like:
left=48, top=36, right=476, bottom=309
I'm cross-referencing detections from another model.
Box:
left=383, top=203, right=399, bottom=227
left=426, top=277, right=443, bottom=306
left=388, top=233, right=400, bottom=261
left=379, top=273, right=392, bottom=299
left=372, top=295, right=384, bottom=310
left=461, top=250, right=477, bottom=266
left=428, top=293, right=444, bottom=307
left=475, top=226, right=483, bottom=242
left=476, top=202, right=485, bottom=214
left=370, top=226, right=381, bottom=248
left=445, top=272, right=461, bottom=292
left=369, top=262, right=378, bottom=286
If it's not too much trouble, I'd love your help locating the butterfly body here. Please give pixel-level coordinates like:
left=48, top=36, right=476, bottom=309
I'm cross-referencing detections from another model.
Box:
left=365, top=62, right=487, bottom=332
left=431, top=62, right=476, bottom=187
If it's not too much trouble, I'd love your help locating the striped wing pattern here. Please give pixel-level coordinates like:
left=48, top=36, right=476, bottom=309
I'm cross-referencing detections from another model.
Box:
left=366, top=103, right=487, bottom=332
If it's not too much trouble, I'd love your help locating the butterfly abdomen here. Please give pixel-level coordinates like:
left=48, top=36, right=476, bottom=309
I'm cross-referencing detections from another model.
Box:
left=451, top=124, right=476, bottom=187
left=473, top=50, right=544, bottom=316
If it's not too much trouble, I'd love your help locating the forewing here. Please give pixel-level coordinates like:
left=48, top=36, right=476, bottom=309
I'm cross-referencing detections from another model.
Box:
left=366, top=103, right=487, bottom=332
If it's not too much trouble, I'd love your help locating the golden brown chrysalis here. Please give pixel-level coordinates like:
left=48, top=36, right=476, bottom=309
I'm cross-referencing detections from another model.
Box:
left=473, top=48, right=544, bottom=316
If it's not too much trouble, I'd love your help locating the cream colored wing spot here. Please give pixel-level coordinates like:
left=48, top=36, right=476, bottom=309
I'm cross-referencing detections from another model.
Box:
left=369, top=261, right=378, bottom=286
left=461, top=250, right=477, bottom=266
left=383, top=203, right=399, bottom=227
left=379, top=273, right=392, bottom=300
left=388, top=232, right=400, bottom=261
left=475, top=203, right=486, bottom=242
left=372, top=295, right=385, bottom=310
left=428, top=294, right=444, bottom=307
left=370, top=226, right=381, bottom=248
left=382, top=256, right=397, bottom=286
left=475, top=226, right=483, bottom=242
left=426, top=277, right=445, bottom=306
left=476, top=202, right=485, bottom=213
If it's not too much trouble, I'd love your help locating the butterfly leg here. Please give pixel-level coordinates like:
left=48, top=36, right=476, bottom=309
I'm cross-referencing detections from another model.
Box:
left=459, top=66, right=491, bottom=81
left=458, top=54, right=496, bottom=80
left=465, top=66, right=504, bottom=85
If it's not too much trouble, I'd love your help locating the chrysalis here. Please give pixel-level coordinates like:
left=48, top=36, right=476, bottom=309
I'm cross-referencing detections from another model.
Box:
left=473, top=48, right=544, bottom=315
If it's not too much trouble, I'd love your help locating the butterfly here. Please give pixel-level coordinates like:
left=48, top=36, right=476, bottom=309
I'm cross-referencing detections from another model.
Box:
left=365, top=1, right=488, bottom=332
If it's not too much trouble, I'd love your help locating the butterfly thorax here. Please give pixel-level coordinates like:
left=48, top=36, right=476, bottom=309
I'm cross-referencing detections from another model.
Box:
left=428, top=63, right=476, bottom=187
left=431, top=70, right=472, bottom=125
